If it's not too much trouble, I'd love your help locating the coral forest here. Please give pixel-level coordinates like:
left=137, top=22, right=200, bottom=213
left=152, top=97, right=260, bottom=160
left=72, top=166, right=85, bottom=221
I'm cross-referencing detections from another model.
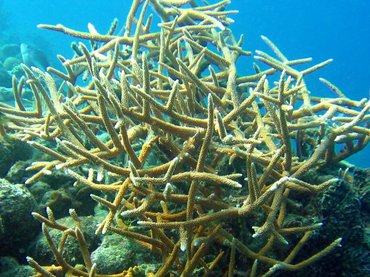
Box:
left=0, top=0, right=369, bottom=276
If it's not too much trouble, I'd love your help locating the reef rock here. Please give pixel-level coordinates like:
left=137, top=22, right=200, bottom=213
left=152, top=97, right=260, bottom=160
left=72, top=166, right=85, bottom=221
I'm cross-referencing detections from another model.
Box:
left=0, top=178, right=38, bottom=259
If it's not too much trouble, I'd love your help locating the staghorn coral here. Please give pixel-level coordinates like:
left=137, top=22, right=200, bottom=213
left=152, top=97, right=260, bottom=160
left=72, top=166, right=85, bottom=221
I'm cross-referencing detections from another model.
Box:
left=0, top=0, right=369, bottom=276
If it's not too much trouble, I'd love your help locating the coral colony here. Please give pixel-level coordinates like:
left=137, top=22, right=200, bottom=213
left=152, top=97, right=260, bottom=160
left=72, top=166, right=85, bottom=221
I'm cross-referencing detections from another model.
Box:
left=0, top=0, right=369, bottom=276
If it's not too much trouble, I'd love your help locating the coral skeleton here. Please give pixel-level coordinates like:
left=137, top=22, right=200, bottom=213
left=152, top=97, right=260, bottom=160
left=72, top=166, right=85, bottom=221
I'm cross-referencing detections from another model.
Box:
left=0, top=0, right=369, bottom=276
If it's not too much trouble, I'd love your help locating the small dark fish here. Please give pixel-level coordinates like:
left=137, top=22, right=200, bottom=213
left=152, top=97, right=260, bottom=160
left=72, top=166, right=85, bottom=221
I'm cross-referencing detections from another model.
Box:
left=20, top=43, right=49, bottom=70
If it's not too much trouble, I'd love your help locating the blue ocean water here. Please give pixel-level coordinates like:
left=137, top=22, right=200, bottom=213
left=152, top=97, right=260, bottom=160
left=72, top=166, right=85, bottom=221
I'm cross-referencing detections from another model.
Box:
left=1, top=0, right=369, bottom=167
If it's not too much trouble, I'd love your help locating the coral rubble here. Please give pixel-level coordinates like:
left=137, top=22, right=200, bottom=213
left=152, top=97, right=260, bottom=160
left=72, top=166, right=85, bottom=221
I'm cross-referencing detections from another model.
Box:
left=0, top=0, right=369, bottom=276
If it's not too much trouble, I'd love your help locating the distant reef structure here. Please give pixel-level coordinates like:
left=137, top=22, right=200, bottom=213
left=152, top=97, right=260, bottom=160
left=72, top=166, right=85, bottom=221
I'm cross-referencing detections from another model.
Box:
left=0, top=42, right=50, bottom=104
left=0, top=0, right=369, bottom=276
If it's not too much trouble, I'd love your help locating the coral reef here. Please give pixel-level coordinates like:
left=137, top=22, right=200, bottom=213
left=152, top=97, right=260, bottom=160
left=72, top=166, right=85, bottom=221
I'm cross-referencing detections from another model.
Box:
left=0, top=136, right=33, bottom=177
left=0, top=256, right=34, bottom=277
left=0, top=0, right=369, bottom=276
left=0, top=178, right=38, bottom=259
left=270, top=166, right=370, bottom=276
left=0, top=44, right=23, bottom=101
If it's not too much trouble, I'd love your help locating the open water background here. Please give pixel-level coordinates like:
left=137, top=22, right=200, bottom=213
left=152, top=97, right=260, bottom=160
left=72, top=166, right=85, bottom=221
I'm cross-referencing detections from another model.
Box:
left=1, top=0, right=369, bottom=166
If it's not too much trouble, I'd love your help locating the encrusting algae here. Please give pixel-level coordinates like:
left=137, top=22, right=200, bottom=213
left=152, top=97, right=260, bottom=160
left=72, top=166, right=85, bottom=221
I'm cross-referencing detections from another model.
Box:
left=0, top=0, right=369, bottom=276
